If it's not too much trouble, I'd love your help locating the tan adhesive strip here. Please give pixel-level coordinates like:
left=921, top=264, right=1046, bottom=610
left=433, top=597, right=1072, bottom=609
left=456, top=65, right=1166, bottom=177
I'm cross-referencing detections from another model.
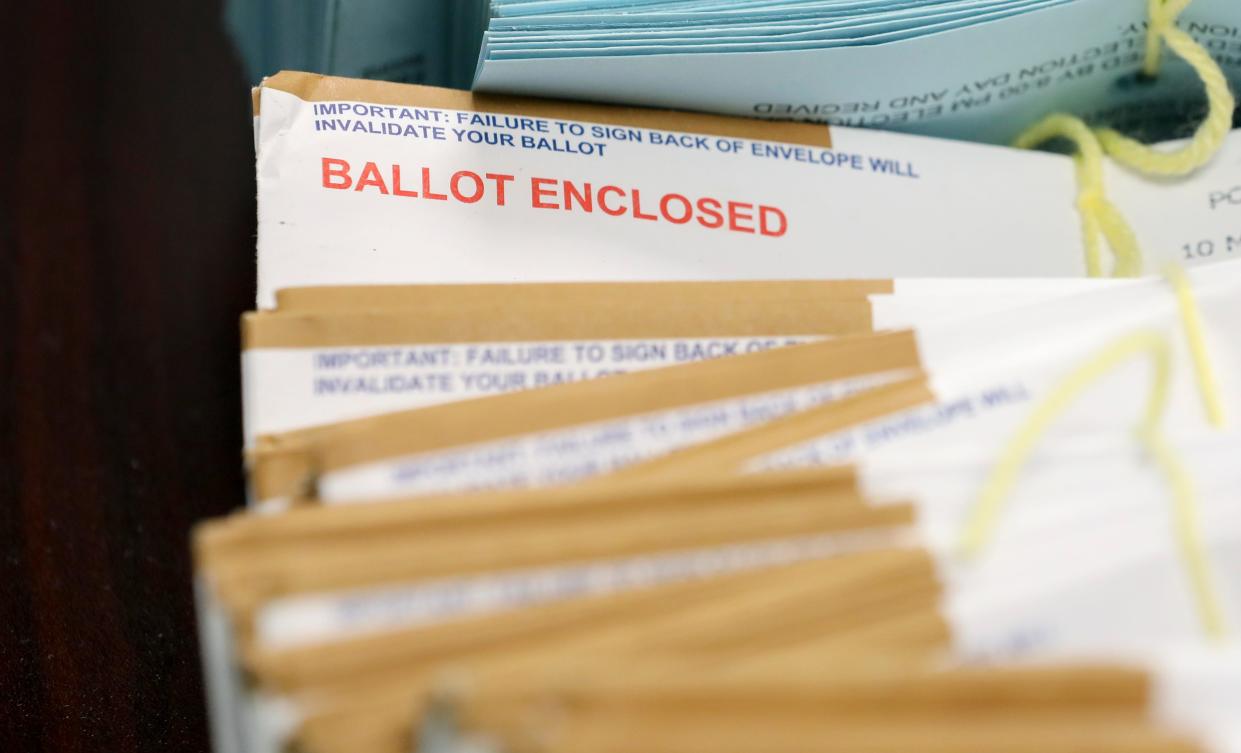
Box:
left=278, top=552, right=950, bottom=753
left=273, top=280, right=895, bottom=312
left=209, top=485, right=895, bottom=625
left=442, top=661, right=1152, bottom=717
left=243, top=298, right=874, bottom=349
left=604, top=374, right=937, bottom=485
left=197, top=467, right=860, bottom=569
left=253, top=546, right=936, bottom=694
left=257, top=70, right=831, bottom=149
left=288, top=612, right=1175, bottom=753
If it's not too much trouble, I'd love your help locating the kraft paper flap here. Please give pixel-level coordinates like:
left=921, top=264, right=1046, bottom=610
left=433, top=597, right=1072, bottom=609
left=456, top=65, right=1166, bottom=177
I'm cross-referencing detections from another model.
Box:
left=441, top=717, right=1183, bottom=753
left=421, top=664, right=1153, bottom=746
left=431, top=662, right=1153, bottom=709
left=398, top=661, right=1152, bottom=709
left=198, top=470, right=865, bottom=591
left=210, top=486, right=881, bottom=609
left=198, top=466, right=861, bottom=568
left=301, top=704, right=1178, bottom=753
left=258, top=71, right=831, bottom=148
left=603, top=375, right=937, bottom=484
left=246, top=331, right=922, bottom=501
left=433, top=662, right=1155, bottom=753
left=273, top=280, right=896, bottom=312
left=286, top=633, right=1163, bottom=753
left=258, top=549, right=944, bottom=735
left=198, top=469, right=891, bottom=621
left=210, top=488, right=900, bottom=623
left=242, top=299, right=874, bottom=348
left=247, top=545, right=934, bottom=693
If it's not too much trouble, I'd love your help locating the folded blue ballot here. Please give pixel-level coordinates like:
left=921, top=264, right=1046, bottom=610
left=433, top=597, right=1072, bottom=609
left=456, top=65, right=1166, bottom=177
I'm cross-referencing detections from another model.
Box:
left=469, top=0, right=1241, bottom=144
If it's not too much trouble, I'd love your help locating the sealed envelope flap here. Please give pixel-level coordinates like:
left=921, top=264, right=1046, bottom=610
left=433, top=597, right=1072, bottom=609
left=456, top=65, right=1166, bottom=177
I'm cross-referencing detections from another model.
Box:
left=208, top=485, right=899, bottom=623
left=269, top=331, right=921, bottom=462
left=197, top=468, right=868, bottom=620
left=273, top=280, right=895, bottom=312
left=257, top=71, right=831, bottom=148
left=197, top=466, right=863, bottom=569
left=240, top=295, right=879, bottom=446
left=245, top=330, right=923, bottom=503
left=242, top=299, right=874, bottom=349
left=609, top=376, right=937, bottom=485
left=244, top=332, right=921, bottom=502
left=245, top=542, right=937, bottom=701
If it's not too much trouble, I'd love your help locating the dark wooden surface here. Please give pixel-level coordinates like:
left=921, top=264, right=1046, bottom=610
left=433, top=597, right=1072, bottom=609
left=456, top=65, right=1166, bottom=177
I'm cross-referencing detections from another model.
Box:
left=2, top=2, right=256, bottom=750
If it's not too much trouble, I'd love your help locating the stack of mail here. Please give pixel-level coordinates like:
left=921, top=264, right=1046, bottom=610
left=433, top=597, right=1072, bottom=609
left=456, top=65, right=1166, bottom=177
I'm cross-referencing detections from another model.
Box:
left=468, top=0, right=1241, bottom=143
left=202, top=263, right=1241, bottom=753
left=198, top=64, right=1241, bottom=753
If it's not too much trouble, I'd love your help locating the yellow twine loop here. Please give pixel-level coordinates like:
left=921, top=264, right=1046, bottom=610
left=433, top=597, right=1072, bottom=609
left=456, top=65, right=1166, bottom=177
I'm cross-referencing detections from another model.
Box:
left=1097, top=0, right=1236, bottom=177
left=957, top=329, right=1228, bottom=641
left=1014, top=117, right=1143, bottom=278
left=1139, top=426, right=1228, bottom=640
left=958, top=330, right=1170, bottom=559
left=1014, top=0, right=1235, bottom=276
left=1164, top=263, right=1227, bottom=428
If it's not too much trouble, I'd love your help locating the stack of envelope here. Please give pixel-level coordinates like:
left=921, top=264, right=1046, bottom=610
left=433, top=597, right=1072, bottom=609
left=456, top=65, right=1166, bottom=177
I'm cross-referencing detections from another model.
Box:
left=226, top=1, right=1241, bottom=146
left=198, top=63, right=1241, bottom=753
left=467, top=0, right=1241, bottom=143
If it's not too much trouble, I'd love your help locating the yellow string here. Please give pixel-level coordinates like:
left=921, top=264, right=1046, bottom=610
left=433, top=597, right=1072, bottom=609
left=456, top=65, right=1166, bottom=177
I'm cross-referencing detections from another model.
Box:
left=1097, top=0, right=1236, bottom=177
left=1014, top=0, right=1235, bottom=276
left=1164, top=263, right=1227, bottom=428
left=1139, top=427, right=1227, bottom=639
left=1013, top=118, right=1142, bottom=278
left=956, top=329, right=1228, bottom=640
left=957, top=330, right=1170, bottom=558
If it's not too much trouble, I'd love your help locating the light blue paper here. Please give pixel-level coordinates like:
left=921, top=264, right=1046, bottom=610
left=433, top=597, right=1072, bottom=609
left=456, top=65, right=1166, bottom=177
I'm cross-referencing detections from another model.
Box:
left=473, top=0, right=1241, bottom=144
left=483, top=1, right=1069, bottom=58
